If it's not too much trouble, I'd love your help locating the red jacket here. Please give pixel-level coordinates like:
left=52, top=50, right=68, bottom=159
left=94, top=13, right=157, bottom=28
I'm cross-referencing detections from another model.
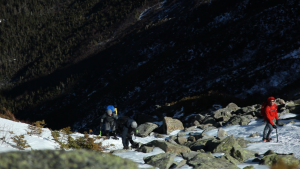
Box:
left=265, top=103, right=278, bottom=125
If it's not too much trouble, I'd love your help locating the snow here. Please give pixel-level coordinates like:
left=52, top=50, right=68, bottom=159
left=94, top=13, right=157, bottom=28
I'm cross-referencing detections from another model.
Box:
left=1, top=113, right=300, bottom=168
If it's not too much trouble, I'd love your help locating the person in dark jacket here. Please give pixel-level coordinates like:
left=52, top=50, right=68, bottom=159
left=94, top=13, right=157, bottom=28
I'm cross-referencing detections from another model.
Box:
left=263, top=96, right=279, bottom=142
left=116, top=116, right=138, bottom=149
left=100, top=105, right=118, bottom=139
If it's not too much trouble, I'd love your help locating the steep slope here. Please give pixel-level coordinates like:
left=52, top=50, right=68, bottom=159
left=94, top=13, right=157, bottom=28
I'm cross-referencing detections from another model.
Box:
left=0, top=0, right=300, bottom=131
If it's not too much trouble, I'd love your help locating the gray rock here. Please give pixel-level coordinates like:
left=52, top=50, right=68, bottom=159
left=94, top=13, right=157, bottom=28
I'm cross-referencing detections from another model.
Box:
left=243, top=165, right=255, bottom=169
left=213, top=108, right=233, bottom=120
left=145, top=140, right=191, bottom=153
left=181, top=152, right=200, bottom=160
left=260, top=152, right=299, bottom=166
left=193, top=120, right=201, bottom=126
left=144, top=153, right=177, bottom=169
left=167, top=138, right=178, bottom=145
left=177, top=137, right=187, bottom=145
left=242, top=106, right=256, bottom=114
left=230, top=145, right=257, bottom=162
left=226, top=103, right=240, bottom=111
left=187, top=152, right=239, bottom=169
left=171, top=159, right=187, bottom=169
left=217, top=128, right=228, bottom=138
left=236, top=137, right=254, bottom=148
left=184, top=126, right=197, bottom=132
left=220, top=153, right=240, bottom=165
left=202, top=117, right=217, bottom=126
left=0, top=150, right=138, bottom=169
left=205, top=135, right=238, bottom=153
left=163, top=117, right=184, bottom=134
left=137, top=145, right=154, bottom=153
left=194, top=114, right=206, bottom=122
left=136, top=122, right=158, bottom=137
left=185, top=138, right=214, bottom=151
left=188, top=136, right=196, bottom=142
left=177, top=132, right=186, bottom=137
left=248, top=132, right=259, bottom=138
left=228, top=116, right=250, bottom=126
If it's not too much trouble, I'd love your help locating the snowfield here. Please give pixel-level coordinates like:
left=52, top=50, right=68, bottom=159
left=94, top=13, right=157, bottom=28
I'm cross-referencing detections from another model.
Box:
left=1, top=113, right=300, bottom=169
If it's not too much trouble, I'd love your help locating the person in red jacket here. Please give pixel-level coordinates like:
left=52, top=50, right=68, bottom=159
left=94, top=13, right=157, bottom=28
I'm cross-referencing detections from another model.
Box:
left=263, top=96, right=279, bottom=142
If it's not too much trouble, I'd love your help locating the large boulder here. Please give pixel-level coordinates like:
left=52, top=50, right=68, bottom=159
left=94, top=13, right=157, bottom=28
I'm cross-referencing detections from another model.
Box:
left=184, top=138, right=213, bottom=151
left=163, top=117, right=184, bottom=134
left=260, top=152, right=299, bottom=166
left=205, top=135, right=238, bottom=153
left=213, top=108, right=233, bottom=121
left=230, top=145, right=257, bottom=162
left=228, top=116, right=250, bottom=126
left=220, top=153, right=240, bottom=165
left=136, top=122, right=158, bottom=137
left=187, top=152, right=239, bottom=169
left=236, top=137, right=254, bottom=148
left=143, top=153, right=177, bottom=169
left=145, top=140, right=191, bottom=153
left=181, top=152, right=200, bottom=160
left=242, top=106, right=256, bottom=114
left=201, top=117, right=217, bottom=126
left=0, top=150, right=138, bottom=169
left=136, top=145, right=154, bottom=153
left=226, top=103, right=240, bottom=112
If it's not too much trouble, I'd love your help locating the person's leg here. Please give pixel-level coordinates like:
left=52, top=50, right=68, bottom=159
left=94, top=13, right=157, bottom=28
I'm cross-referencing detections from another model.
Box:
left=105, top=122, right=111, bottom=138
left=266, top=121, right=274, bottom=140
left=263, top=121, right=271, bottom=141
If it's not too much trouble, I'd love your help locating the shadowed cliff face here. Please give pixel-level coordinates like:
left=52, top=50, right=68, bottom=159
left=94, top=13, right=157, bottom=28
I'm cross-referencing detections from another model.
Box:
left=2, top=0, right=300, bottom=131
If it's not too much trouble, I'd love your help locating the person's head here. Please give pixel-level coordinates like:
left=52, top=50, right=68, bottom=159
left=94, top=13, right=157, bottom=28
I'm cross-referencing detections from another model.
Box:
left=131, top=121, right=137, bottom=129
left=267, top=96, right=275, bottom=106
left=107, top=109, right=112, bottom=116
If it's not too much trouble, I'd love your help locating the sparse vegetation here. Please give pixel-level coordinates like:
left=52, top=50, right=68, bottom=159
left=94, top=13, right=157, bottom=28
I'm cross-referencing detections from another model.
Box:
left=27, top=120, right=46, bottom=136
left=12, top=135, right=31, bottom=150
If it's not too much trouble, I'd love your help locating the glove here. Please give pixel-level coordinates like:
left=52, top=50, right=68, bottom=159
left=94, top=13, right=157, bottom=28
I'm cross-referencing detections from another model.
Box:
left=272, top=125, right=277, bottom=129
left=276, top=120, right=279, bottom=125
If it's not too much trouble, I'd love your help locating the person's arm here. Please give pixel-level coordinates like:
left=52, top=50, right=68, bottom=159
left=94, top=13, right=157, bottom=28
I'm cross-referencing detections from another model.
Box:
left=113, top=113, right=118, bottom=120
left=265, top=107, right=275, bottom=125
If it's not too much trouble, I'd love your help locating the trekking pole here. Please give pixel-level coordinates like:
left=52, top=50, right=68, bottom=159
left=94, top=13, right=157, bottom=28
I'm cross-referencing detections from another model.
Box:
left=276, top=128, right=278, bottom=143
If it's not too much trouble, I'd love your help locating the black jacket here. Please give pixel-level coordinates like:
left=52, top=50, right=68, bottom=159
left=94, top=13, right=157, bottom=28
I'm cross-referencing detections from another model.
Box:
left=100, top=112, right=118, bottom=123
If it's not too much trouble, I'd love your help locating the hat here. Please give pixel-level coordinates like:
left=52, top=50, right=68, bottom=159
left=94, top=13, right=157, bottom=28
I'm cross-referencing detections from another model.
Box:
left=267, top=96, right=275, bottom=102
left=107, top=109, right=112, bottom=115
left=131, top=121, right=137, bottom=128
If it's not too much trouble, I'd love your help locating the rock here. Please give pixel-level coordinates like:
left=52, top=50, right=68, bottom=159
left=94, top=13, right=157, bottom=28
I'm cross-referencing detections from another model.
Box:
left=198, top=123, right=214, bottom=130
left=278, top=99, right=286, bottom=105
left=264, top=150, right=276, bottom=156
left=187, top=152, right=239, bottom=169
left=169, top=135, right=177, bottom=141
left=184, top=138, right=213, bottom=151
left=177, top=137, right=187, bottom=145
left=184, top=126, right=196, bottom=132
left=193, top=120, right=201, bottom=126
left=230, top=145, right=257, bottom=162
left=145, top=140, right=191, bottom=153
left=143, top=153, right=177, bottom=169
left=163, top=117, right=184, bottom=134
left=201, top=117, right=217, bottom=126
left=136, top=122, right=158, bottom=137
left=228, top=116, right=250, bottom=126
left=217, top=128, right=228, bottom=138
left=226, top=103, right=240, bottom=111
left=187, top=136, right=196, bottom=142
left=260, top=153, right=299, bottom=166
left=198, top=132, right=215, bottom=140
left=242, top=106, right=256, bottom=114
left=155, top=133, right=165, bottom=138
left=243, top=166, right=254, bottom=169
left=166, top=138, right=178, bottom=145
left=181, top=152, right=200, bottom=160
left=194, top=114, right=206, bottom=122
left=248, top=132, right=259, bottom=138
left=172, top=159, right=187, bottom=168
left=236, top=137, right=253, bottom=148
left=213, top=108, right=233, bottom=120
left=202, top=126, right=217, bottom=133
left=137, top=145, right=154, bottom=153
left=177, top=132, right=186, bottom=137
left=205, top=135, right=238, bottom=153
left=220, top=153, right=240, bottom=165
left=0, top=150, right=138, bottom=169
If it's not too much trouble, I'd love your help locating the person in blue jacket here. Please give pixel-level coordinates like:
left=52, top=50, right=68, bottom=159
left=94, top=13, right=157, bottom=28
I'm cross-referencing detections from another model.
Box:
left=116, top=116, right=139, bottom=149
left=100, top=105, right=118, bottom=139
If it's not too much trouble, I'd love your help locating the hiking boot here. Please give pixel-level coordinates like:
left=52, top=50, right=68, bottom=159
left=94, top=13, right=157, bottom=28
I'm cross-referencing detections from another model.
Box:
left=267, top=138, right=272, bottom=142
left=263, top=139, right=267, bottom=142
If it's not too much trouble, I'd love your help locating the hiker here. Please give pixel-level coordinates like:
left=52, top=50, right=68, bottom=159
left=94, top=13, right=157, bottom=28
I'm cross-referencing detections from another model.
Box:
left=100, top=105, right=118, bottom=139
left=262, top=96, right=279, bottom=142
left=116, top=116, right=139, bottom=149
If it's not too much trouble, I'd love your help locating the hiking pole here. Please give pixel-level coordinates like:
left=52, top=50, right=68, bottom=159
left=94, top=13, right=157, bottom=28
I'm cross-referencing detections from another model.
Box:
left=276, top=128, right=278, bottom=143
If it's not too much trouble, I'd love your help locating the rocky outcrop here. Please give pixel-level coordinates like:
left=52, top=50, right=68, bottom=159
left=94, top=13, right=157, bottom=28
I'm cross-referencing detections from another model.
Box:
left=227, top=116, right=250, bottom=126
left=143, top=153, right=177, bottom=169
left=205, top=135, right=238, bottom=153
left=213, top=108, right=233, bottom=121
left=0, top=150, right=138, bottom=169
left=187, top=152, right=239, bottom=169
left=136, top=122, right=158, bottom=137
left=259, top=150, right=299, bottom=166
left=145, top=140, right=191, bottom=153
left=184, top=138, right=213, bottom=151
left=163, top=117, right=184, bottom=134
left=136, top=145, right=154, bottom=153
left=231, top=145, right=257, bottom=162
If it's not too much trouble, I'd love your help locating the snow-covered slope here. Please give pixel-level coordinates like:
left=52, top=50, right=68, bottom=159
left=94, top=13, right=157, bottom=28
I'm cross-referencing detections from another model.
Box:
left=1, top=112, right=300, bottom=169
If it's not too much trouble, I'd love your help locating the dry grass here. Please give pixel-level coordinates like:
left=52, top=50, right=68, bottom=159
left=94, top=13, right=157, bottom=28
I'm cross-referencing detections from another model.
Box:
left=270, top=158, right=299, bottom=169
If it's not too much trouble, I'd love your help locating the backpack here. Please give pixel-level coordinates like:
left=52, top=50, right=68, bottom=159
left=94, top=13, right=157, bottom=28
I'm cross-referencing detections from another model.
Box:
left=260, top=102, right=268, bottom=118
